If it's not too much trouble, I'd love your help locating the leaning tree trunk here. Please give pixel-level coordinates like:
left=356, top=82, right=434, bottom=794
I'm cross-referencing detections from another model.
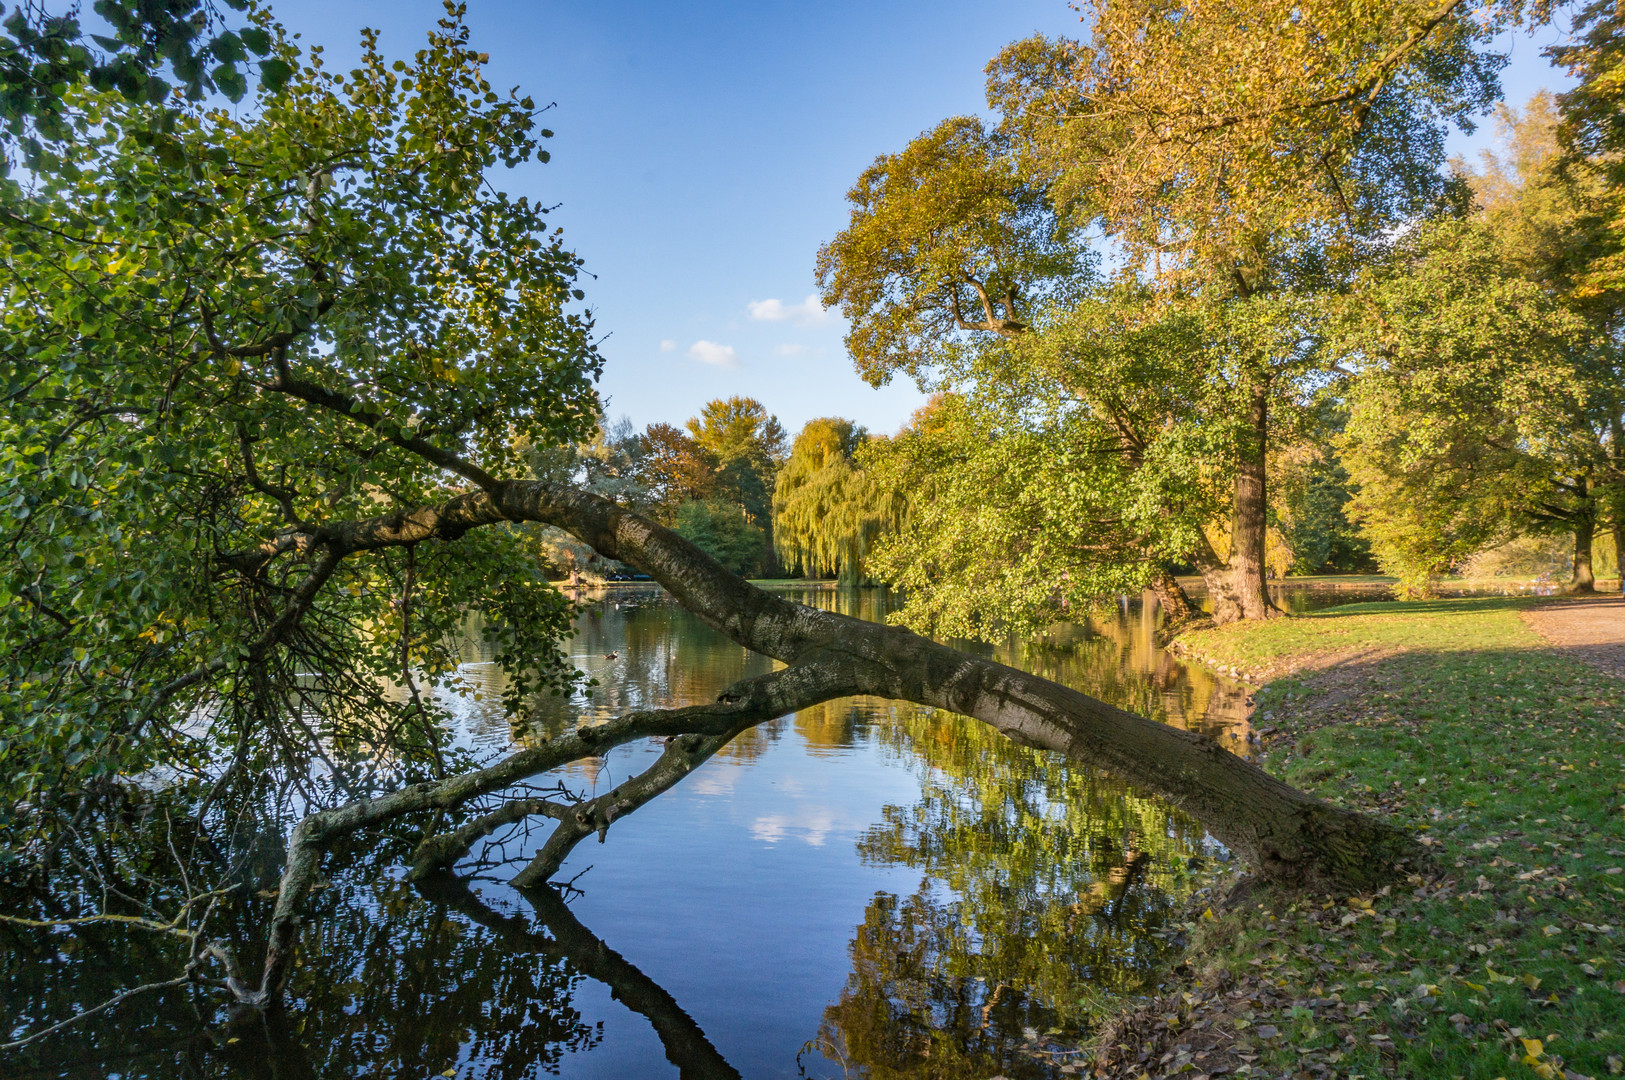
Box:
left=250, top=480, right=1422, bottom=1004
left=1150, top=569, right=1199, bottom=625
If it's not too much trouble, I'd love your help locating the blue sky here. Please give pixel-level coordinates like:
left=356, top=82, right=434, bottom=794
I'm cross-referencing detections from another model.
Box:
left=270, top=1, right=1575, bottom=440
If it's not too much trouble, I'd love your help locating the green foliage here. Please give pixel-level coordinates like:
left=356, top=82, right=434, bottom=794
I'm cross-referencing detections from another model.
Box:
left=818, top=0, right=1513, bottom=626
left=682, top=396, right=784, bottom=573
left=0, top=4, right=598, bottom=866
left=815, top=115, right=1090, bottom=387
left=772, top=417, right=904, bottom=582
left=1338, top=212, right=1603, bottom=594
left=1550, top=1, right=1625, bottom=304
left=0, top=0, right=289, bottom=160
left=1274, top=436, right=1375, bottom=575
left=865, top=288, right=1328, bottom=636
left=986, top=0, right=1502, bottom=285
left=672, top=499, right=766, bottom=577
left=685, top=396, right=784, bottom=525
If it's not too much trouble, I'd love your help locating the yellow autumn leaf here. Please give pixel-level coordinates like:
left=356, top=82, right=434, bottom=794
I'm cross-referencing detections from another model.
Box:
left=1521, top=1038, right=1544, bottom=1058
left=1521, top=974, right=1542, bottom=991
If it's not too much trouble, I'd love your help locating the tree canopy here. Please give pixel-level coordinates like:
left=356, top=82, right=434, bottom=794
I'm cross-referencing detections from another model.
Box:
left=816, top=0, right=1518, bottom=626
left=1, top=3, right=598, bottom=865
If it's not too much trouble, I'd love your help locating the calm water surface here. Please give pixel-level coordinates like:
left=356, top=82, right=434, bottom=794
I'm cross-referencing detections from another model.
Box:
left=8, top=584, right=1355, bottom=1080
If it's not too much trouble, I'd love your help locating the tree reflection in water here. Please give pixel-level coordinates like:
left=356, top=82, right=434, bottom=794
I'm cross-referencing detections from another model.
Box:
left=2, top=841, right=740, bottom=1079
left=809, top=707, right=1217, bottom=1079
left=4, top=587, right=1248, bottom=1077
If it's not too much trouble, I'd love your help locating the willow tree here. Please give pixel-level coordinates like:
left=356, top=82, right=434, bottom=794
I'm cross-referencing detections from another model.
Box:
left=772, top=417, right=905, bottom=582
left=820, top=0, right=1506, bottom=624
left=2, top=2, right=1427, bottom=1045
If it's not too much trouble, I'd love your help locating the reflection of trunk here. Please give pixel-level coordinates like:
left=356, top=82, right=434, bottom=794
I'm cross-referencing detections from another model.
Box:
left=420, top=875, right=741, bottom=1080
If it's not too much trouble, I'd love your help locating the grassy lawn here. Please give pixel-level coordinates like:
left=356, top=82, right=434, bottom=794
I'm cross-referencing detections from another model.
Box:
left=1101, top=598, right=1625, bottom=1080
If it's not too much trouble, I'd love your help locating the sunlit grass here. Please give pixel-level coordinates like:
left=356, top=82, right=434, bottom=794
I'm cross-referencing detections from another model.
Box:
left=1171, top=597, right=1625, bottom=1080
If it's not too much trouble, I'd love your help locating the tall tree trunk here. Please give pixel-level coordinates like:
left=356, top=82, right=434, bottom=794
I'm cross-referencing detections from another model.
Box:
left=1611, top=416, right=1625, bottom=593
left=1615, top=516, right=1624, bottom=594
left=1568, top=474, right=1596, bottom=595
left=1226, top=381, right=1276, bottom=622
left=1571, top=517, right=1597, bottom=594
left=1190, top=530, right=1244, bottom=624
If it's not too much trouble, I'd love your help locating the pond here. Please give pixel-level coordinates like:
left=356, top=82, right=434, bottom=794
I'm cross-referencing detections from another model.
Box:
left=5, top=583, right=1356, bottom=1080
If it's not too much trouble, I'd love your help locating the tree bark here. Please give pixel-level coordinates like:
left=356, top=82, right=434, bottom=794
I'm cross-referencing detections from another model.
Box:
left=1190, top=529, right=1244, bottom=624
left=1615, top=517, right=1624, bottom=594
left=1566, top=474, right=1597, bottom=594
left=1225, top=381, right=1277, bottom=622
left=1570, top=516, right=1597, bottom=594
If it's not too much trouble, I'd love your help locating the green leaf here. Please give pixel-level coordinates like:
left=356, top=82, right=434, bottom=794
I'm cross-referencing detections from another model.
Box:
left=239, top=27, right=272, bottom=56
left=211, top=31, right=246, bottom=64
left=258, top=58, right=293, bottom=93
left=212, top=63, right=247, bottom=103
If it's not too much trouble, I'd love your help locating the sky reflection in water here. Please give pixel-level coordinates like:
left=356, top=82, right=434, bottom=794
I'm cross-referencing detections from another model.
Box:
left=8, top=583, right=1370, bottom=1079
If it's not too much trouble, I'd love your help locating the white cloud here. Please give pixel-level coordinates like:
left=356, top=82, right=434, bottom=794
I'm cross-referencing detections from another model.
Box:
left=747, top=293, right=832, bottom=326
left=686, top=340, right=738, bottom=368
left=659, top=339, right=676, bottom=352
left=774, top=344, right=807, bottom=356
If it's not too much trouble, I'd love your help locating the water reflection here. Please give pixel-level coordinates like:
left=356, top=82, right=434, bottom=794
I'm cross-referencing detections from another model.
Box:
left=5, top=585, right=1268, bottom=1078
left=809, top=707, right=1214, bottom=1079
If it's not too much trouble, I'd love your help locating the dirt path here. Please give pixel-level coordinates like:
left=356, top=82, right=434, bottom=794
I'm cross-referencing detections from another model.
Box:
left=1521, top=594, right=1625, bottom=679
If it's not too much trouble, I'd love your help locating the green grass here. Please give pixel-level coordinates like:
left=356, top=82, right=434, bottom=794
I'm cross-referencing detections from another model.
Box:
left=1162, top=597, right=1625, bottom=1080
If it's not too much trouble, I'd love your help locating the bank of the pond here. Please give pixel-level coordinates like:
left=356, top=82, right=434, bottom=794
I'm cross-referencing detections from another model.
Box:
left=1083, top=596, right=1625, bottom=1080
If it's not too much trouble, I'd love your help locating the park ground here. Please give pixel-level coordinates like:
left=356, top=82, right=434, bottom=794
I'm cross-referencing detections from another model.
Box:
left=1082, top=592, right=1625, bottom=1080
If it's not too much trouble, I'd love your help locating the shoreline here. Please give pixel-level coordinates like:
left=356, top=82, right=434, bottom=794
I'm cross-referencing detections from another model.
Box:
left=1075, top=595, right=1625, bottom=1080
